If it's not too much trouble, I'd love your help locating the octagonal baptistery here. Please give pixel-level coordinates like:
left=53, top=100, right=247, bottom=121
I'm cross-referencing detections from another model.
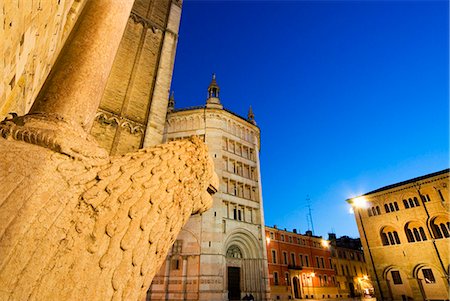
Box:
left=146, top=76, right=271, bottom=301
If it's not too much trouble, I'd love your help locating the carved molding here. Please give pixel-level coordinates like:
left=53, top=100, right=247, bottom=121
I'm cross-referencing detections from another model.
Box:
left=95, top=110, right=145, bottom=135
left=130, top=11, right=160, bottom=33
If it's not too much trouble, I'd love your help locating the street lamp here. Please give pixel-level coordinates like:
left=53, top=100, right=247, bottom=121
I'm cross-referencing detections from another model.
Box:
left=348, top=196, right=385, bottom=300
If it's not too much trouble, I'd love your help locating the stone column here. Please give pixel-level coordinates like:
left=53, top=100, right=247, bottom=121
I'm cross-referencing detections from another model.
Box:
left=30, top=0, right=135, bottom=130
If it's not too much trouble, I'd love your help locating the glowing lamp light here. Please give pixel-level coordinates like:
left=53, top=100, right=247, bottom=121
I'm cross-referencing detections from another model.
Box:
left=363, top=275, right=369, bottom=280
left=321, top=239, right=330, bottom=248
left=266, top=237, right=271, bottom=244
left=352, top=196, right=368, bottom=209
left=310, top=272, right=315, bottom=277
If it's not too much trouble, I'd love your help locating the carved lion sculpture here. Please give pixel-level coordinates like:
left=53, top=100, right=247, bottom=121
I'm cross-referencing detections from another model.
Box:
left=0, top=114, right=217, bottom=301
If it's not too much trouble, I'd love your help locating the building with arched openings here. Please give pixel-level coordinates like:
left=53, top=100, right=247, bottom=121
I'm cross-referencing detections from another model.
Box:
left=347, top=169, right=449, bottom=301
left=147, top=75, right=271, bottom=301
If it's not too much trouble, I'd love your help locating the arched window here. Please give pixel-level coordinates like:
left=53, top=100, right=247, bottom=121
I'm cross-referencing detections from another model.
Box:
left=440, top=224, right=450, bottom=238
left=431, top=216, right=450, bottom=239
left=367, top=209, right=372, bottom=217
left=285, top=272, right=290, bottom=285
left=384, top=204, right=390, bottom=213
left=406, top=228, right=414, bottom=242
left=381, top=227, right=401, bottom=246
left=393, top=231, right=400, bottom=244
left=376, top=206, right=381, bottom=215
left=372, top=207, right=376, bottom=216
left=405, top=222, right=428, bottom=243
left=414, top=197, right=420, bottom=206
left=403, top=199, right=409, bottom=209
left=381, top=233, right=389, bottom=246
left=419, top=227, right=427, bottom=241
left=389, top=203, right=395, bottom=212
left=409, top=198, right=414, bottom=207
left=394, top=202, right=399, bottom=211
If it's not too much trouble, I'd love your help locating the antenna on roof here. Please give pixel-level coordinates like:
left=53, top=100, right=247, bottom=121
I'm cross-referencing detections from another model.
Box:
left=306, top=194, right=315, bottom=235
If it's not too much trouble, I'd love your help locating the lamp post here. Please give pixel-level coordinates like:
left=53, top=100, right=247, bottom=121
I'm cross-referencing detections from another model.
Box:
left=349, top=197, right=385, bottom=300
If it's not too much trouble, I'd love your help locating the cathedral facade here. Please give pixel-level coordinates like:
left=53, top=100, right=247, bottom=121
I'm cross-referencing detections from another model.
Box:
left=147, top=76, right=271, bottom=301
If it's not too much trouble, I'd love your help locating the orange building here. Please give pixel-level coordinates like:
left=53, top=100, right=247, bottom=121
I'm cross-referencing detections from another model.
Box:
left=265, top=226, right=339, bottom=300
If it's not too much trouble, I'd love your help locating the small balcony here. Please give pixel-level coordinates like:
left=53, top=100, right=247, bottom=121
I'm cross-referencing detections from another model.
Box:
left=287, top=264, right=303, bottom=270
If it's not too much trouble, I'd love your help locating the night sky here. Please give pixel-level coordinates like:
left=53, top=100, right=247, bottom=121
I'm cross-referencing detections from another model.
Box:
left=169, top=0, right=449, bottom=238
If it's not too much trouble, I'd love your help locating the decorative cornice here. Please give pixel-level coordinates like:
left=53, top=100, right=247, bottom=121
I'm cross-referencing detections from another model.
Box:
left=95, top=110, right=145, bottom=135
left=129, top=11, right=178, bottom=36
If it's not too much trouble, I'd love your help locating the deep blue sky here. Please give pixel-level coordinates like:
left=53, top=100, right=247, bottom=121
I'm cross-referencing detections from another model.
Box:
left=170, top=0, right=449, bottom=238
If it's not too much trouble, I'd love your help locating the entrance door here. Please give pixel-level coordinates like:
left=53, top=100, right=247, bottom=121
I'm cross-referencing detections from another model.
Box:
left=293, top=276, right=300, bottom=299
left=228, top=267, right=241, bottom=300
left=349, top=282, right=355, bottom=297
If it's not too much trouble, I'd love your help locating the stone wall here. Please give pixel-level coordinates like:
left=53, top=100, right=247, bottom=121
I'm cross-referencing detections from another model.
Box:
left=1, top=0, right=87, bottom=118
left=90, top=0, right=181, bottom=153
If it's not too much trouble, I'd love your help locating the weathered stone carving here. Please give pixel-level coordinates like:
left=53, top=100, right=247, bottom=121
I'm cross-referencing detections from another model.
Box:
left=0, top=0, right=217, bottom=300
left=95, top=110, right=145, bottom=135
left=0, top=114, right=217, bottom=300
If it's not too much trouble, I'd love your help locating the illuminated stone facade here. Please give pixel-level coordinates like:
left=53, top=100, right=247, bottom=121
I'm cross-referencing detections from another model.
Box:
left=328, top=234, right=374, bottom=298
left=348, top=169, right=449, bottom=301
left=1, top=0, right=88, bottom=118
left=147, top=76, right=271, bottom=301
left=1, top=0, right=181, bottom=152
left=90, top=0, right=182, bottom=152
left=265, top=227, right=339, bottom=300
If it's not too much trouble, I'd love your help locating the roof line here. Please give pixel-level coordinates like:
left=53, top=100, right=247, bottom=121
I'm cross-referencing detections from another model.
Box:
left=349, top=168, right=449, bottom=199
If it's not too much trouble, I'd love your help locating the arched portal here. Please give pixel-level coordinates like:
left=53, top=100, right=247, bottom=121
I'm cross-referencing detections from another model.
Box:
left=227, top=245, right=243, bottom=301
left=413, top=263, right=449, bottom=300
left=224, top=230, right=265, bottom=301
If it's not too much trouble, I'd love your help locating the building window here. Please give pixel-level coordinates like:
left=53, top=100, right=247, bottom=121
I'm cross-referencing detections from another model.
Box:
left=285, top=272, right=290, bottom=285
left=385, top=202, right=399, bottom=213
left=274, top=272, right=279, bottom=285
left=320, top=257, right=325, bottom=268
left=172, top=258, right=180, bottom=270
left=315, top=256, right=320, bottom=268
left=305, top=255, right=309, bottom=267
left=403, top=199, right=409, bottom=209
left=391, top=271, right=402, bottom=284
left=405, top=197, right=420, bottom=208
left=291, top=253, right=296, bottom=265
left=272, top=250, right=277, bottom=264
left=381, top=228, right=401, bottom=245
left=289, top=236, right=293, bottom=243
left=281, top=235, right=285, bottom=242
left=283, top=252, right=288, bottom=264
left=299, top=254, right=303, bottom=266
left=270, top=232, right=274, bottom=239
left=431, top=216, right=450, bottom=239
left=329, top=258, right=332, bottom=269
left=405, top=224, right=427, bottom=242
left=422, top=269, right=435, bottom=283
